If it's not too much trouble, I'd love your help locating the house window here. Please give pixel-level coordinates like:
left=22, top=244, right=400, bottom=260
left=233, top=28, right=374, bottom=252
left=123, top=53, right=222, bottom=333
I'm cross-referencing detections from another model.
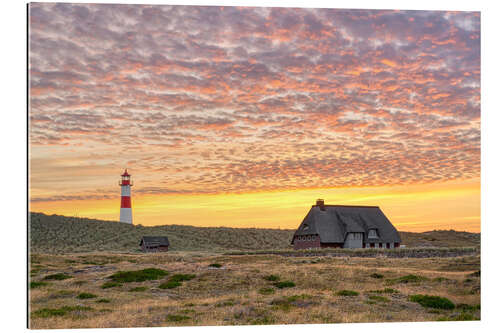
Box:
left=370, top=243, right=374, bottom=248
left=368, top=229, right=378, bottom=238
left=379, top=243, right=382, bottom=248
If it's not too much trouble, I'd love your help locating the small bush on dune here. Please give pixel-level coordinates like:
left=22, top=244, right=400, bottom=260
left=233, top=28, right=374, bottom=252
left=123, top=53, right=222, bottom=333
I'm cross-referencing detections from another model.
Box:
left=437, top=313, right=477, bottom=321
left=165, top=314, right=191, bottom=322
left=96, top=299, right=110, bottom=303
left=129, top=286, right=148, bottom=292
left=409, top=294, right=455, bottom=309
left=30, top=281, right=48, bottom=289
left=274, top=281, right=295, bottom=289
left=368, top=295, right=389, bottom=302
left=77, top=292, right=97, bottom=299
left=159, top=281, right=182, bottom=289
left=169, top=274, right=196, bottom=282
left=43, top=273, right=72, bottom=280
left=108, top=268, right=168, bottom=283
left=31, top=306, right=93, bottom=318
left=370, top=273, right=384, bottom=279
left=259, top=287, right=275, bottom=295
left=368, top=288, right=399, bottom=294
left=209, top=263, right=222, bottom=268
left=336, top=290, right=359, bottom=296
left=391, top=274, right=428, bottom=284
left=263, top=275, right=280, bottom=282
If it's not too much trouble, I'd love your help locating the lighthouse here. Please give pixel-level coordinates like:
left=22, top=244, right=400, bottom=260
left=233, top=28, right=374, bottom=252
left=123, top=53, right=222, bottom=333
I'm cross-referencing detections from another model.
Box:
left=119, top=169, right=133, bottom=224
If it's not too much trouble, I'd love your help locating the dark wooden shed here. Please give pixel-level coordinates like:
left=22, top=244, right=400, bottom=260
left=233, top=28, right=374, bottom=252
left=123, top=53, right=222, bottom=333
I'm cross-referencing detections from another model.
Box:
left=140, top=236, right=170, bottom=252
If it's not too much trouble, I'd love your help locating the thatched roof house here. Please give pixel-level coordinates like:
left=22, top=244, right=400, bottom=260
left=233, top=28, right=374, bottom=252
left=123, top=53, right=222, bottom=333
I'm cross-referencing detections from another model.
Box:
left=292, top=199, right=401, bottom=249
left=140, top=236, right=170, bottom=252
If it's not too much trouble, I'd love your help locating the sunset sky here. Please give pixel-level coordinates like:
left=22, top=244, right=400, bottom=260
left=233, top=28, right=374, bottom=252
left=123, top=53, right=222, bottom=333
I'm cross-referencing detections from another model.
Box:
left=28, top=3, right=480, bottom=232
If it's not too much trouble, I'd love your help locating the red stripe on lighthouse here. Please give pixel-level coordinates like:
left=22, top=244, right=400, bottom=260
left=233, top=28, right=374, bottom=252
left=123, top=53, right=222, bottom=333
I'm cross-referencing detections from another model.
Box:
left=121, top=196, right=131, bottom=208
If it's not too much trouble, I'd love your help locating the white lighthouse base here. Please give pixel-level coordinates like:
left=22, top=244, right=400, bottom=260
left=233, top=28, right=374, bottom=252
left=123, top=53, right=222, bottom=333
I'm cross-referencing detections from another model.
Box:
left=120, top=208, right=133, bottom=224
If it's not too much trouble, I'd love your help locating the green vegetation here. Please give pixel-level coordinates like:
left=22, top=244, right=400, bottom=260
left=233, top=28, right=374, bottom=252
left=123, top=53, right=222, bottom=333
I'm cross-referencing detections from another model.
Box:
left=336, top=290, right=359, bottom=296
left=209, top=263, right=222, bottom=268
left=263, top=275, right=280, bottom=281
left=129, top=286, right=148, bottom=292
left=274, top=281, right=295, bottom=289
left=30, top=281, right=48, bottom=289
left=370, top=273, right=384, bottom=279
left=101, top=281, right=122, bottom=289
left=159, top=281, right=181, bottom=289
left=77, top=292, right=97, bottom=299
left=271, top=294, right=313, bottom=311
left=31, top=306, right=93, bottom=318
left=169, top=274, right=196, bottom=282
left=390, top=274, right=428, bottom=284
left=165, top=314, right=191, bottom=322
left=368, top=288, right=399, bottom=294
left=409, top=294, right=455, bottom=309
left=108, top=268, right=169, bottom=283
left=96, top=299, right=111, bottom=303
left=258, top=287, right=275, bottom=295
left=43, top=273, right=72, bottom=280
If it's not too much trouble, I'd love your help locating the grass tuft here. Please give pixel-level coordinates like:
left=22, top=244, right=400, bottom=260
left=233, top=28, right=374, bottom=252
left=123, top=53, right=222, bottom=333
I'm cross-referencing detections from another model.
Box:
left=169, top=274, right=196, bottom=282
left=208, top=263, right=222, bottom=268
left=390, top=274, right=428, bottom=284
left=30, top=281, right=48, bottom=289
left=129, top=286, right=148, bottom=292
left=368, top=295, right=389, bottom=302
left=159, top=281, right=181, bottom=289
left=370, top=273, right=384, bottom=279
left=274, top=281, right=295, bottom=289
left=31, top=306, right=93, bottom=318
left=409, top=294, right=455, bottom=309
left=258, top=287, right=275, bottom=295
left=108, top=268, right=168, bottom=283
left=263, top=274, right=280, bottom=281
left=77, top=292, right=97, bottom=299
left=43, top=273, right=72, bottom=280
left=336, top=289, right=359, bottom=296
left=368, top=288, right=399, bottom=294
left=96, top=299, right=111, bottom=303
left=165, top=314, right=191, bottom=322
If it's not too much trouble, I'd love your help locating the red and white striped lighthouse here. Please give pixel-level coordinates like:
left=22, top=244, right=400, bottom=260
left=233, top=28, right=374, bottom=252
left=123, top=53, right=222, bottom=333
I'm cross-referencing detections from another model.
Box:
left=119, top=169, right=133, bottom=224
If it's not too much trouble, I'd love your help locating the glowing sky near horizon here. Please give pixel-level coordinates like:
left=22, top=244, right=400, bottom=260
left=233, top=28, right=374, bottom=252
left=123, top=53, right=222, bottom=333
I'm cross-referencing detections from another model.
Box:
left=28, top=4, right=480, bottom=232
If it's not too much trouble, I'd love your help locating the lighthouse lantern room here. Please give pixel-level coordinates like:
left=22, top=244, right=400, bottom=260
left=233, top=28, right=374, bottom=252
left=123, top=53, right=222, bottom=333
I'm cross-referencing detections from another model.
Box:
left=119, top=169, right=133, bottom=224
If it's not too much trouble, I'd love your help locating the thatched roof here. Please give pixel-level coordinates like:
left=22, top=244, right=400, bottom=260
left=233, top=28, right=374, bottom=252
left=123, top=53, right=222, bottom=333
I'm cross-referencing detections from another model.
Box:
left=292, top=205, right=401, bottom=244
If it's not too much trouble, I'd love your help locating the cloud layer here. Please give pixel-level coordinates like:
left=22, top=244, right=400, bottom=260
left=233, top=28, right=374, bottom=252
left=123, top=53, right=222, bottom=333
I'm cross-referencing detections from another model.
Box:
left=29, top=4, right=480, bottom=201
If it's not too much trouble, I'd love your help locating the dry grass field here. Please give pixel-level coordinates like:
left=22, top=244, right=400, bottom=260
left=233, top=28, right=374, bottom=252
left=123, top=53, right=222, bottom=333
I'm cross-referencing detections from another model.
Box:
left=29, top=212, right=480, bottom=328
left=29, top=251, right=480, bottom=329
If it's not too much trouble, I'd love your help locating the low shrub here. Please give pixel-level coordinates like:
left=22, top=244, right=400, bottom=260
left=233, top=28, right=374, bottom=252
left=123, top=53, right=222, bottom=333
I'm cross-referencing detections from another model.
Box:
left=129, top=286, right=148, bottom=292
left=369, top=288, right=399, bottom=294
left=259, top=287, right=275, bottom=295
left=159, top=281, right=181, bottom=289
left=391, top=274, right=428, bottom=284
left=370, top=273, right=384, bottom=279
left=31, top=306, right=93, bottom=318
left=30, top=281, right=48, bottom=289
left=433, top=277, right=451, bottom=282
left=456, top=303, right=480, bottom=311
left=165, top=314, right=191, bottom=322
left=96, top=299, right=111, bottom=303
left=77, top=292, right=97, bottom=299
left=43, top=273, right=72, bottom=281
left=409, top=294, right=455, bottom=310
left=368, top=295, right=389, bottom=302
left=263, top=275, right=280, bottom=282
left=336, top=290, right=359, bottom=296
left=108, top=268, right=168, bottom=283
left=208, top=263, right=222, bottom=268
left=101, top=281, right=122, bottom=289
left=274, top=281, right=295, bottom=289
left=170, top=274, right=196, bottom=282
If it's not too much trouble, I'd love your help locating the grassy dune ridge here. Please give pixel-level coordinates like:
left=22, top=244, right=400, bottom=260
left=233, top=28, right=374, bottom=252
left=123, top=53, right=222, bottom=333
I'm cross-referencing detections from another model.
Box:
left=29, top=212, right=480, bottom=253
